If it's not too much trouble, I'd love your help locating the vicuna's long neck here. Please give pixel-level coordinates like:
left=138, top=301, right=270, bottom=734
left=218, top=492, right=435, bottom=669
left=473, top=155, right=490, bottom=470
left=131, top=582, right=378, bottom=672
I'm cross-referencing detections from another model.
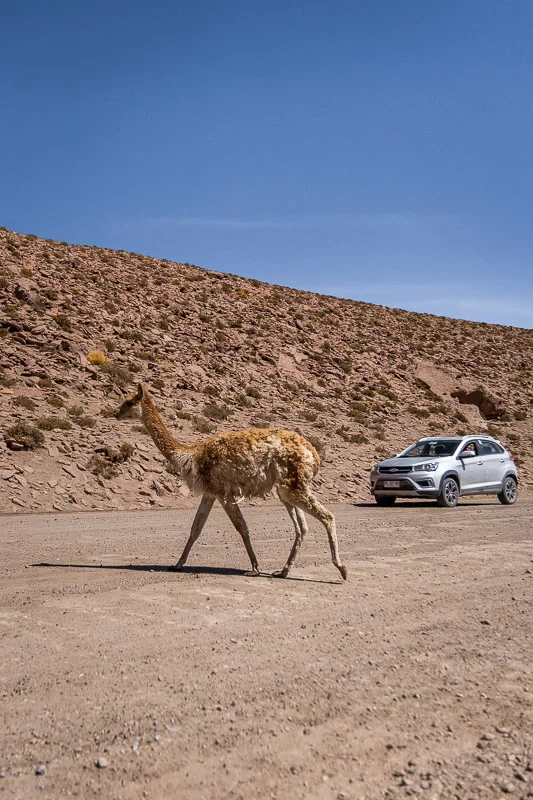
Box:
left=140, top=394, right=191, bottom=463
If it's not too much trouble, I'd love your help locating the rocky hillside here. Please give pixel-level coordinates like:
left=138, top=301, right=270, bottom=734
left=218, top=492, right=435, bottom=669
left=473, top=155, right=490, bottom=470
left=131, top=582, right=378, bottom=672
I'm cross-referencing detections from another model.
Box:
left=1, top=226, right=532, bottom=513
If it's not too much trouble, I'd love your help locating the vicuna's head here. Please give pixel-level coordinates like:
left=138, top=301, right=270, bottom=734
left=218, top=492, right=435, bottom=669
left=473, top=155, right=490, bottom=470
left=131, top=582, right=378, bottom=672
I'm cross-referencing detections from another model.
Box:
left=114, top=383, right=146, bottom=420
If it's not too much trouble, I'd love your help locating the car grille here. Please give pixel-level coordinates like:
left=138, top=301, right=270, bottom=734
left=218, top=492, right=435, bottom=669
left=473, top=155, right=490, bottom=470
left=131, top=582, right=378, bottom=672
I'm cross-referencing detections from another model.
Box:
left=378, top=466, right=412, bottom=474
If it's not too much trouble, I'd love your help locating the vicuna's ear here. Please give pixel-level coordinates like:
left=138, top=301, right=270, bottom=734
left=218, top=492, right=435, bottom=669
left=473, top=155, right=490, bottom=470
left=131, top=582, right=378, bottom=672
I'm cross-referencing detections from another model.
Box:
left=137, top=383, right=145, bottom=400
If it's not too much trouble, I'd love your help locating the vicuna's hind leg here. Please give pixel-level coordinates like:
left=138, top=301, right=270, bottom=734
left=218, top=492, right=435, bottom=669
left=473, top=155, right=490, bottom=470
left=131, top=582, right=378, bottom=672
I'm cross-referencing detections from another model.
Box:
left=279, top=488, right=347, bottom=580
left=169, top=493, right=214, bottom=571
left=273, top=492, right=309, bottom=578
left=219, top=495, right=260, bottom=577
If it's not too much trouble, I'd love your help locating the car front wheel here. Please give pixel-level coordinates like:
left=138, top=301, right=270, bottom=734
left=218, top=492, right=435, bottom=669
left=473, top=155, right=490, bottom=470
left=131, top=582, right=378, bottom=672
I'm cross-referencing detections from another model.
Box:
left=437, top=477, right=459, bottom=508
left=375, top=495, right=396, bottom=507
left=498, top=476, right=517, bottom=505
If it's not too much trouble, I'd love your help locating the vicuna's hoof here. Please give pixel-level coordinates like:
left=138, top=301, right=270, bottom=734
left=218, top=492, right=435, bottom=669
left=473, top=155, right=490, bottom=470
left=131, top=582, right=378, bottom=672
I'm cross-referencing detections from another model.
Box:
left=168, top=564, right=183, bottom=572
left=245, top=568, right=261, bottom=577
left=338, top=565, right=348, bottom=581
left=272, top=569, right=289, bottom=578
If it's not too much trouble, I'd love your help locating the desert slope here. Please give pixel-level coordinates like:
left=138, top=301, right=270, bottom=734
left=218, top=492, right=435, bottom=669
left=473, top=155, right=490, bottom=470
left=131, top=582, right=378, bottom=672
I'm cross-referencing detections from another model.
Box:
left=1, top=227, right=532, bottom=513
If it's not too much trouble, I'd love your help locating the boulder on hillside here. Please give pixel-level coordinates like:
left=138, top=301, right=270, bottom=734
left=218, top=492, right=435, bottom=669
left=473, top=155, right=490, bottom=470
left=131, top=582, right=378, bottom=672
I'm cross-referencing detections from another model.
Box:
left=451, top=387, right=509, bottom=421
left=14, top=279, right=40, bottom=306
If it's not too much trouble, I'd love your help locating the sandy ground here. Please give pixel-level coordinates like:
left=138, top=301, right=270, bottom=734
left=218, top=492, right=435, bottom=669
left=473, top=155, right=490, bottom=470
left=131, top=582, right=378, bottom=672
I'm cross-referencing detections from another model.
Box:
left=0, top=499, right=532, bottom=800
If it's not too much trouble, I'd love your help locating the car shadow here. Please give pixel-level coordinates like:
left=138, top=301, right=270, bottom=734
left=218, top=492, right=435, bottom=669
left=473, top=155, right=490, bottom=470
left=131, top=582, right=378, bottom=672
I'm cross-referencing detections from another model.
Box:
left=354, top=500, right=498, bottom=508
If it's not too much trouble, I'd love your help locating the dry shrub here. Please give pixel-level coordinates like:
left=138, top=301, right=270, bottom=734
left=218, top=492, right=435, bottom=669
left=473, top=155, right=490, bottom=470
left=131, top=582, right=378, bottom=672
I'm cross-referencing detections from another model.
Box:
left=194, top=417, right=216, bottom=434
left=87, top=350, right=107, bottom=365
left=54, top=313, right=72, bottom=332
left=0, top=369, right=16, bottom=388
left=12, top=395, right=37, bottom=411
left=88, top=442, right=133, bottom=479
left=88, top=455, right=119, bottom=480
left=36, top=416, right=72, bottom=431
left=100, top=361, right=134, bottom=388
left=203, top=403, right=232, bottom=421
left=75, top=414, right=96, bottom=428
left=38, top=377, right=54, bottom=389
left=5, top=422, right=44, bottom=450
left=306, top=434, right=326, bottom=456
left=46, top=394, right=65, bottom=408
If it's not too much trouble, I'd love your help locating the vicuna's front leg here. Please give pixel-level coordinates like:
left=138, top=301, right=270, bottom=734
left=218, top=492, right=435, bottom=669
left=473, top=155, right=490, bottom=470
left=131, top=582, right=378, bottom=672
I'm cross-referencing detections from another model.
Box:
left=273, top=497, right=308, bottom=578
left=169, top=494, right=214, bottom=571
left=219, top=495, right=260, bottom=577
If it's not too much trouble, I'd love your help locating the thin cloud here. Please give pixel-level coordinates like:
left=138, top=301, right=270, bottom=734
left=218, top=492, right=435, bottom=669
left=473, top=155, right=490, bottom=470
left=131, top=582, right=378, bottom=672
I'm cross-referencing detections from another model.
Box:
left=140, top=212, right=451, bottom=232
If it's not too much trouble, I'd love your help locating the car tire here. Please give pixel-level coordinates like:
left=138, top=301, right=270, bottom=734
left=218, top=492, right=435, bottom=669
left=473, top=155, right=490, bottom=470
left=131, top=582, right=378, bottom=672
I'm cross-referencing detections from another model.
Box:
left=497, top=476, right=517, bottom=505
left=437, top=477, right=459, bottom=508
left=375, top=495, right=396, bottom=507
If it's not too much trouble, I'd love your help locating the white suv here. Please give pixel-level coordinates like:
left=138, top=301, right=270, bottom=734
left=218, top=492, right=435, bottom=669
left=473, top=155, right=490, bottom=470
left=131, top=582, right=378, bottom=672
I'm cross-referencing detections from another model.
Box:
left=370, top=435, right=518, bottom=508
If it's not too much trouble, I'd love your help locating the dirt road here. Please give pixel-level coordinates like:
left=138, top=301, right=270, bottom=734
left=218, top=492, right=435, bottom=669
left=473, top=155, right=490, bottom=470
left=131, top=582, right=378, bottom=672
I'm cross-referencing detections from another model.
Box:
left=1, top=500, right=532, bottom=799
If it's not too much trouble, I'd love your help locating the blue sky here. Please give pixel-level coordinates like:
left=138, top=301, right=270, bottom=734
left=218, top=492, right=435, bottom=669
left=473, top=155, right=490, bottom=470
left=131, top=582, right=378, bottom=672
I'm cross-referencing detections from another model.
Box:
left=1, top=1, right=532, bottom=327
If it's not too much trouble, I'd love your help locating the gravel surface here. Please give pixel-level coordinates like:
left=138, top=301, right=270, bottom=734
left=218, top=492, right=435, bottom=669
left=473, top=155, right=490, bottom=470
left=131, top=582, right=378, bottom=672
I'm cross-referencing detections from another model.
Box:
left=1, top=500, right=532, bottom=799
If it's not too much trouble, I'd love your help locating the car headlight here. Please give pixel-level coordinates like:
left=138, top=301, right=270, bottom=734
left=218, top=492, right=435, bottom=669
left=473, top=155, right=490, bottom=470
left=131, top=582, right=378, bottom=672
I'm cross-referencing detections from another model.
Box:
left=413, top=462, right=438, bottom=472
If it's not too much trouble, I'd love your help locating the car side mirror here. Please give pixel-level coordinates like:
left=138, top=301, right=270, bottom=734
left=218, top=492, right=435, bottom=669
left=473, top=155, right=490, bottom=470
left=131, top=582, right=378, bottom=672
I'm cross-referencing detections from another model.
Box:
left=458, top=450, right=476, bottom=459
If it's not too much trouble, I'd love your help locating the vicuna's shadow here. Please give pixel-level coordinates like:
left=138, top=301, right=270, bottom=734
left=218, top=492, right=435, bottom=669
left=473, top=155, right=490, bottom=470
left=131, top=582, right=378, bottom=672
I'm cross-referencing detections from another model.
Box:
left=31, top=563, right=341, bottom=583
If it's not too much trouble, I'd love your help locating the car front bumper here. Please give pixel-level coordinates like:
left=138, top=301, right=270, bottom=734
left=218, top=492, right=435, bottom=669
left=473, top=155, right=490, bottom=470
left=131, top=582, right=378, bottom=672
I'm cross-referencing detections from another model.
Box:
left=370, top=473, right=439, bottom=498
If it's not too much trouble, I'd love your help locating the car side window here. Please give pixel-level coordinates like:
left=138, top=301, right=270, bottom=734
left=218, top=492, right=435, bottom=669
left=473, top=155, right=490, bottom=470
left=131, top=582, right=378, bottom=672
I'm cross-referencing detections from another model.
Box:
left=461, top=442, right=477, bottom=456
left=479, top=441, right=504, bottom=455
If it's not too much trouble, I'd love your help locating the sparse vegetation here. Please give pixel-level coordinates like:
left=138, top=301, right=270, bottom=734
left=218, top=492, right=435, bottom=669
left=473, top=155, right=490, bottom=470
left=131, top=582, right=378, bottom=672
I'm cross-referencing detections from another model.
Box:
left=87, top=350, right=107, bottom=365
left=0, top=369, right=16, bottom=388
left=100, top=361, right=134, bottom=388
left=408, top=406, right=431, bottom=419
left=5, top=422, right=44, bottom=450
left=119, top=442, right=134, bottom=460
left=306, top=434, right=325, bottom=455
left=67, top=405, right=95, bottom=427
left=337, top=427, right=370, bottom=444
left=194, top=416, right=216, bottom=434
left=38, top=377, right=54, bottom=389
left=36, top=416, right=72, bottom=431
left=53, top=313, right=72, bottom=332
left=88, top=442, right=134, bottom=478
left=377, top=387, right=398, bottom=402
left=88, top=455, right=119, bottom=479
left=12, top=395, right=37, bottom=411
left=203, top=403, right=232, bottom=421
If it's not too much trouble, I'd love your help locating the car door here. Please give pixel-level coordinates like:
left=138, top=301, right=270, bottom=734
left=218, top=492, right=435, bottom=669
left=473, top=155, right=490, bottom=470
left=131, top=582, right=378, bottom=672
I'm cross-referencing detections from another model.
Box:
left=479, top=440, right=507, bottom=490
left=457, top=441, right=486, bottom=492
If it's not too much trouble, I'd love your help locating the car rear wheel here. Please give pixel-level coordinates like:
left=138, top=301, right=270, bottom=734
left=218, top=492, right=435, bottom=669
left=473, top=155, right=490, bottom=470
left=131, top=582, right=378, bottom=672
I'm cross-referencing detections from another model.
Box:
left=375, top=495, right=396, bottom=507
left=498, top=476, right=517, bottom=505
left=437, top=477, right=459, bottom=508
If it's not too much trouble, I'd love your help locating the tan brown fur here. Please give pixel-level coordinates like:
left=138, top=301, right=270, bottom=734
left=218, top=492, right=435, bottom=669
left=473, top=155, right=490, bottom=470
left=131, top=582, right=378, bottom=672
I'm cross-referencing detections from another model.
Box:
left=115, top=384, right=347, bottom=580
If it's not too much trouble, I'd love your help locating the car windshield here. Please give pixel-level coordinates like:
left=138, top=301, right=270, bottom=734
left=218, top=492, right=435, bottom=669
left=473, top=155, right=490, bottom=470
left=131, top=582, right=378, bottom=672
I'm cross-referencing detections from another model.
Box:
left=399, top=439, right=462, bottom=458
